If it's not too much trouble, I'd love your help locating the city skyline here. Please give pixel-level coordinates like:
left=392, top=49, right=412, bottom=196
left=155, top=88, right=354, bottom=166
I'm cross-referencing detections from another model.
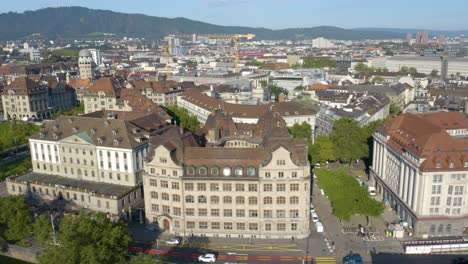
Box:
left=2, top=0, right=468, bottom=30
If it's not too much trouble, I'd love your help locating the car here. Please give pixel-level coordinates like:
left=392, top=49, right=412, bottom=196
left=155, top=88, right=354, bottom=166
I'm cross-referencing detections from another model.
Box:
left=310, top=203, right=316, bottom=213
left=314, top=163, right=321, bottom=168
left=165, top=237, right=181, bottom=245
left=198, top=253, right=216, bottom=263
left=343, top=253, right=363, bottom=264
left=311, top=212, right=319, bottom=222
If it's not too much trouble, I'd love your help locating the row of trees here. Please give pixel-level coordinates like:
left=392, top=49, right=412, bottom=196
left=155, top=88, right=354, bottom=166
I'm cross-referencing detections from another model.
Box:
left=166, top=105, right=201, bottom=132
left=0, top=121, right=40, bottom=153
left=354, top=63, right=389, bottom=73
left=315, top=168, right=385, bottom=220
left=299, top=57, right=336, bottom=69
left=52, top=103, right=84, bottom=119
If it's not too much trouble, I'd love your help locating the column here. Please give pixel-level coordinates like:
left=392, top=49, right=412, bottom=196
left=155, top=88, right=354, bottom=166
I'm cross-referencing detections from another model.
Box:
left=407, top=169, right=413, bottom=206
left=402, top=164, right=408, bottom=201
left=372, top=141, right=377, bottom=172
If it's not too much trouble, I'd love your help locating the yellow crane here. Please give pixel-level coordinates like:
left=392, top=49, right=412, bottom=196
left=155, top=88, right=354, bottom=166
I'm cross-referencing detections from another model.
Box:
left=168, top=33, right=255, bottom=73
left=162, top=44, right=176, bottom=79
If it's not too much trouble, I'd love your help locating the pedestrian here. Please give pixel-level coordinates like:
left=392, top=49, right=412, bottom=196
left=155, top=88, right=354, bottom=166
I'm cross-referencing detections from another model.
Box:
left=291, top=236, right=295, bottom=242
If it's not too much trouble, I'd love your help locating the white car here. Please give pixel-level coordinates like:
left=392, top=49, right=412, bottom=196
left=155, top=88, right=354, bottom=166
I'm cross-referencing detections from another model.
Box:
left=311, top=212, right=319, bottom=223
left=198, top=253, right=216, bottom=263
left=310, top=203, right=316, bottom=213
left=165, top=237, right=181, bottom=245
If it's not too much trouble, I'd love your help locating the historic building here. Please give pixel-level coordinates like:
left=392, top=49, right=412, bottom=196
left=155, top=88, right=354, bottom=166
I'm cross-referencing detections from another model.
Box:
left=143, top=110, right=311, bottom=239
left=78, top=49, right=95, bottom=80
left=6, top=112, right=170, bottom=219
left=370, top=112, right=468, bottom=237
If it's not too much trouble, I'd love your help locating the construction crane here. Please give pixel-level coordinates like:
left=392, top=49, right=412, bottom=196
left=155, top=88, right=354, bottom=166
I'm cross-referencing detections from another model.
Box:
left=168, top=33, right=255, bottom=73
left=162, top=44, right=176, bottom=79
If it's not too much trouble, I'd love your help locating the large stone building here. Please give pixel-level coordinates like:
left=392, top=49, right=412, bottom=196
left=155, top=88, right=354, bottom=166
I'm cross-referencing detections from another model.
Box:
left=78, top=49, right=95, bottom=80
left=143, top=110, right=311, bottom=239
left=370, top=112, right=468, bottom=237
left=6, top=112, right=170, bottom=219
left=1, top=76, right=77, bottom=120
left=126, top=80, right=186, bottom=106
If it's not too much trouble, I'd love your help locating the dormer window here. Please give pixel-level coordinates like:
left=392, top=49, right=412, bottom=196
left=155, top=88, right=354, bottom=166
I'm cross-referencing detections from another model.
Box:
left=449, top=162, right=455, bottom=168
left=97, top=137, right=103, bottom=144
left=39, top=132, right=45, bottom=139
left=53, top=133, right=58, bottom=140
left=436, top=162, right=442, bottom=168
left=113, top=139, right=119, bottom=147
left=72, top=127, right=79, bottom=133
left=464, top=162, right=468, bottom=168
left=112, top=129, right=117, bottom=137
left=90, top=128, right=96, bottom=135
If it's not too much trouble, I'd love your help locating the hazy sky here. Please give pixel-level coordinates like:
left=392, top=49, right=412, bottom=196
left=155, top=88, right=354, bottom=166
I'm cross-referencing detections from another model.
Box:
left=2, top=0, right=467, bottom=30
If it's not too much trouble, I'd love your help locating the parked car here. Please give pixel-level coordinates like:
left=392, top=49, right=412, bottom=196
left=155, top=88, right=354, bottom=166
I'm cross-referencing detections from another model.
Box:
left=368, top=186, right=376, bottom=196
left=310, top=203, right=316, bottom=213
left=311, top=212, right=319, bottom=222
left=198, top=253, right=216, bottom=263
left=165, top=237, right=182, bottom=245
left=343, top=253, right=363, bottom=264
left=315, top=221, right=324, bottom=233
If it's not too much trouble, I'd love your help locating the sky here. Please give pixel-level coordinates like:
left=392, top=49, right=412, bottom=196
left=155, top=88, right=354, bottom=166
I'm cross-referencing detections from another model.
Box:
left=1, top=0, right=468, bottom=30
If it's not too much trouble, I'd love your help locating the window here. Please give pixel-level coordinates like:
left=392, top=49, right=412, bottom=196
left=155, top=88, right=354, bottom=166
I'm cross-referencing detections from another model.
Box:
left=453, top=197, right=462, bottom=206
left=210, top=196, right=220, bottom=204
left=174, top=208, right=181, bottom=216
left=446, top=197, right=452, bottom=206
left=223, top=196, right=232, bottom=204
left=265, top=223, right=272, bottom=231
left=224, top=222, right=233, bottom=230
left=248, top=196, right=258, bottom=205
left=211, top=167, right=219, bottom=175
left=277, top=223, right=286, bottom=231
left=185, top=183, right=194, bottom=191
left=198, top=195, right=207, bottom=203
left=247, top=167, right=256, bottom=176
left=437, top=224, right=444, bottom=234
left=264, top=184, right=273, bottom=191
left=429, top=224, right=436, bottom=234
left=264, top=196, right=273, bottom=204
left=265, top=172, right=271, bottom=178
left=199, top=222, right=208, bottom=229
left=433, top=174, right=442, bottom=183
left=235, top=167, right=243, bottom=176
left=173, top=195, right=180, bottom=202
left=223, top=167, right=231, bottom=176
left=455, top=186, right=464, bottom=195
left=291, top=223, right=298, bottom=231
left=211, top=209, right=220, bottom=217
left=446, top=224, right=452, bottom=233
left=163, top=206, right=170, bottom=214
left=236, top=196, right=245, bottom=204
left=186, top=221, right=195, bottom=229
left=223, top=183, right=232, bottom=191
left=277, top=160, right=286, bottom=166
left=236, top=209, right=245, bottom=217
left=277, top=184, right=286, bottom=192
left=199, top=166, right=207, bottom=175
left=290, top=209, right=299, bottom=218
left=185, top=208, right=195, bottom=216
left=223, top=209, right=232, bottom=217
left=185, top=195, right=194, bottom=203
left=172, top=182, right=179, bottom=189
left=187, top=166, right=195, bottom=175
left=277, top=210, right=286, bottom=218
left=235, top=184, right=244, bottom=192
left=237, top=223, right=245, bottom=230
left=151, top=204, right=159, bottom=212
left=264, top=210, right=273, bottom=218
left=197, top=183, right=206, bottom=191
left=249, top=223, right=258, bottom=231
left=159, top=157, right=167, bottom=163
left=150, top=191, right=158, bottom=199
left=162, top=193, right=169, bottom=201
left=277, top=196, right=286, bottom=204
left=290, top=184, right=299, bottom=191
left=248, top=184, right=257, bottom=192
left=432, top=185, right=441, bottom=194
left=292, top=172, right=297, bottom=178
left=430, top=196, right=440, bottom=206
left=249, top=210, right=258, bottom=217
left=198, top=209, right=208, bottom=217
left=160, top=181, right=168, bottom=188
left=278, top=172, right=284, bottom=178
left=211, top=222, right=220, bottom=230
left=290, top=196, right=299, bottom=204
left=210, top=183, right=219, bottom=191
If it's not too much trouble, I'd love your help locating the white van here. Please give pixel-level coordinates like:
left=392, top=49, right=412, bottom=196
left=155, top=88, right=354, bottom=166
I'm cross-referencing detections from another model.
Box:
left=315, top=221, right=324, bottom=233
left=311, top=212, right=319, bottom=222
left=368, top=186, right=376, bottom=196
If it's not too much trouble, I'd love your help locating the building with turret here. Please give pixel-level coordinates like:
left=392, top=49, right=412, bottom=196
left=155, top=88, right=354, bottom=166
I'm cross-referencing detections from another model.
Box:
left=78, top=49, right=95, bottom=80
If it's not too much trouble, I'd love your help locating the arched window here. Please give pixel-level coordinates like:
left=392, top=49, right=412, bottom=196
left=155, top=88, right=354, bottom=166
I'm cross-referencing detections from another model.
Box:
left=223, top=167, right=231, bottom=176
left=223, top=196, right=232, bottom=204
left=211, top=166, right=219, bottom=176
left=235, top=166, right=243, bottom=176
left=199, top=166, right=207, bottom=175
left=185, top=195, right=194, bottom=203
left=248, top=196, right=258, bottom=205
left=187, top=166, right=195, bottom=175
left=210, top=196, right=220, bottom=204
left=264, top=196, right=273, bottom=204
left=290, top=196, right=299, bottom=204
left=198, top=195, right=207, bottom=203
left=236, top=196, right=245, bottom=204
left=277, top=196, right=286, bottom=204
left=247, top=167, right=256, bottom=176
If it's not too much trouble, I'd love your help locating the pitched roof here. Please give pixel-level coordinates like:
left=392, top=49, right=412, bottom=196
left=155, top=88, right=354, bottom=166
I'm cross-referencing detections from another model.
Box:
left=89, top=77, right=122, bottom=96
left=2, top=76, right=47, bottom=95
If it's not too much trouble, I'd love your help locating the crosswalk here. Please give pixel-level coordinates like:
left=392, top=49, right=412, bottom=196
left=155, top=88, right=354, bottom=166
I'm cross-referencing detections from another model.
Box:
left=362, top=236, right=385, bottom=241
left=314, top=257, right=337, bottom=264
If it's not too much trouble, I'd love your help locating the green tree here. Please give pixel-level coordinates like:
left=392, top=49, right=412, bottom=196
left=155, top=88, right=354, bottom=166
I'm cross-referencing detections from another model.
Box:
left=372, top=76, right=385, bottom=84
left=329, top=118, right=367, bottom=163
left=294, top=85, right=306, bottom=91
left=0, top=196, right=32, bottom=242
left=408, top=67, right=418, bottom=75
left=430, top=69, right=439, bottom=77
left=302, top=58, right=336, bottom=68
left=270, top=85, right=289, bottom=101
left=166, top=105, right=201, bottom=132
left=245, top=60, right=264, bottom=66
left=400, top=66, right=409, bottom=74
left=309, top=136, right=335, bottom=164
left=34, top=214, right=53, bottom=245
left=288, top=122, right=312, bottom=139
left=389, top=102, right=401, bottom=117
left=384, top=49, right=394, bottom=56
left=38, top=212, right=131, bottom=264
left=129, top=253, right=165, bottom=264
left=354, top=63, right=371, bottom=72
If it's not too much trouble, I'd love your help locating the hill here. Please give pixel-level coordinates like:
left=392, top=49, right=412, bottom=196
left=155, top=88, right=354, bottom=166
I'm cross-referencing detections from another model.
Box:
left=0, top=7, right=404, bottom=40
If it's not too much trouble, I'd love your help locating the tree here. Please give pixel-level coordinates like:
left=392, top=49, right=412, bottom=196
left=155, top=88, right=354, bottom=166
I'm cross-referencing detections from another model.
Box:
left=354, top=63, right=371, bottom=72
left=0, top=196, right=32, bottom=242
left=384, top=49, right=394, bottom=56
left=245, top=60, right=263, bottom=66
left=372, top=76, right=385, bottom=84
left=288, top=122, right=311, bottom=139
left=294, top=85, right=306, bottom=91
left=129, top=253, right=166, bottom=264
left=309, top=136, right=335, bottom=164
left=389, top=102, right=401, bottom=117
left=302, top=58, right=336, bottom=68
left=270, top=85, right=288, bottom=101
left=38, top=212, right=131, bottom=264
left=329, top=118, right=368, bottom=163
left=408, top=67, right=418, bottom=75
left=34, top=214, right=53, bottom=245
left=165, top=105, right=201, bottom=132
left=430, top=69, right=439, bottom=77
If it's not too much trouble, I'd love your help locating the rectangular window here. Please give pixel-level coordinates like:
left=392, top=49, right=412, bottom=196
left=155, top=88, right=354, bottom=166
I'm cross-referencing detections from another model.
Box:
left=431, top=185, right=441, bottom=194
left=199, top=222, right=208, bottom=229
left=235, top=184, right=244, bottom=192
left=172, top=182, right=179, bottom=190
left=163, top=206, right=170, bottom=214
left=185, top=183, right=194, bottom=191
left=263, top=184, right=273, bottom=191
left=223, top=183, right=232, bottom=191
left=265, top=223, right=272, bottom=231
left=430, top=196, right=440, bottom=206
left=248, top=210, right=258, bottom=217
left=149, top=179, right=157, bottom=187
left=160, top=181, right=168, bottom=188
left=249, top=223, right=258, bottom=231
left=290, top=183, right=300, bottom=191
left=223, top=209, right=232, bottom=217
left=291, top=223, right=298, bottom=231
left=151, top=204, right=159, bottom=212
left=277, top=184, right=286, bottom=192
left=248, top=184, right=257, bottom=192
left=211, top=209, right=220, bottom=217
left=448, top=185, right=453, bottom=195
left=210, top=183, right=219, bottom=191
left=265, top=172, right=271, bottom=178
left=277, top=223, right=286, bottom=231
left=446, top=197, right=452, bottom=206
left=276, top=160, right=286, bottom=166
left=224, top=222, right=233, bottom=230
left=197, top=183, right=206, bottom=191
left=453, top=197, right=463, bottom=206
left=211, top=222, right=220, bottom=230
left=198, top=209, right=208, bottom=216
left=173, top=207, right=181, bottom=216
left=455, top=186, right=464, bottom=195
left=264, top=210, right=273, bottom=218
left=237, top=223, right=245, bottom=230
left=290, top=209, right=299, bottom=218
left=236, top=209, right=245, bottom=217
left=292, top=172, right=297, bottom=178
left=278, top=172, right=284, bottom=178
left=277, top=210, right=286, bottom=218
left=186, top=221, right=195, bottom=229
left=185, top=208, right=195, bottom=216
left=433, top=174, right=442, bottom=183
